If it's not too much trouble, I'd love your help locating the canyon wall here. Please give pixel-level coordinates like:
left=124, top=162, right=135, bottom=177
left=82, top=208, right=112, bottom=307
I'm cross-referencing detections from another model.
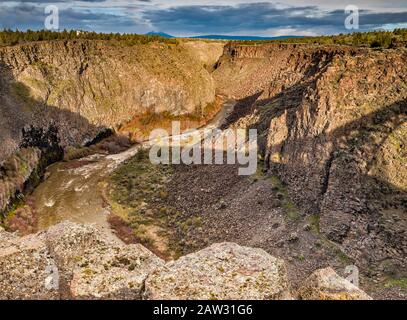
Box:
left=214, top=43, right=407, bottom=270
left=0, top=39, right=405, bottom=273
left=0, top=40, right=224, bottom=161
left=0, top=40, right=224, bottom=213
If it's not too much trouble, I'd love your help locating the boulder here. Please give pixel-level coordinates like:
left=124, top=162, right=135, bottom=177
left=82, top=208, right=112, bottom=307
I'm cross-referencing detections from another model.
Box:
left=45, top=221, right=109, bottom=296
left=297, top=267, right=372, bottom=300
left=144, top=242, right=292, bottom=300
left=45, top=221, right=164, bottom=299
left=0, top=233, right=59, bottom=299
left=0, top=222, right=375, bottom=300
left=45, top=221, right=110, bottom=265
left=70, top=244, right=164, bottom=300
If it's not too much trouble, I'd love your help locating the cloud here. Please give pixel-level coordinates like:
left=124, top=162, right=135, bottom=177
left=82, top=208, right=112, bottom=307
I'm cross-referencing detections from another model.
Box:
left=143, top=2, right=407, bottom=35
left=0, top=0, right=107, bottom=2
left=144, top=2, right=407, bottom=33
left=143, top=3, right=318, bottom=34
left=0, top=3, right=150, bottom=33
left=0, top=1, right=406, bottom=36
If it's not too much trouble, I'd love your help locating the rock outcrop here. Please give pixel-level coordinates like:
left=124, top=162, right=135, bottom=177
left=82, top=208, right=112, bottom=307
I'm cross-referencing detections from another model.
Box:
left=0, top=221, right=372, bottom=300
left=69, top=244, right=163, bottom=300
left=0, top=225, right=17, bottom=242
left=0, top=232, right=59, bottom=299
left=214, top=43, right=407, bottom=272
left=45, top=222, right=164, bottom=299
left=298, top=267, right=372, bottom=300
left=0, top=40, right=224, bottom=163
left=0, top=222, right=164, bottom=300
left=144, top=242, right=292, bottom=300
left=0, top=39, right=224, bottom=215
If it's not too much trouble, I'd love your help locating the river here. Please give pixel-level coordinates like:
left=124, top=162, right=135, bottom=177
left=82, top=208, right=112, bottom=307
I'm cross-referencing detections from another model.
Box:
left=32, top=100, right=236, bottom=239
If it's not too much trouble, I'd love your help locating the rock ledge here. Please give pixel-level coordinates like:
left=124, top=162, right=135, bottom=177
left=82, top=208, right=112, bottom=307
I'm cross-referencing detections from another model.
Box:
left=0, top=222, right=372, bottom=300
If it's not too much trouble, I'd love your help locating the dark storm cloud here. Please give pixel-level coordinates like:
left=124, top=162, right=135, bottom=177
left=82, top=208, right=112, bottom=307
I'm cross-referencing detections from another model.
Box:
left=143, top=2, right=407, bottom=34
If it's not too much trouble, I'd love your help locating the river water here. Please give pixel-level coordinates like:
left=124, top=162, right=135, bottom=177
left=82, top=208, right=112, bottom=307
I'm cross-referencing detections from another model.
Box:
left=32, top=100, right=236, bottom=238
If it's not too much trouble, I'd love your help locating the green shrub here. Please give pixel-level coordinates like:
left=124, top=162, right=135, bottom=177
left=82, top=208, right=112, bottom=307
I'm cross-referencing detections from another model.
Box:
left=233, top=29, right=406, bottom=48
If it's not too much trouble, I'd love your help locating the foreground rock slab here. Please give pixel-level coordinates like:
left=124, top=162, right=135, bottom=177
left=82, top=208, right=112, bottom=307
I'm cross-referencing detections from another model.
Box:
left=144, top=242, right=293, bottom=300
left=297, top=267, right=372, bottom=300
left=0, top=222, right=164, bottom=299
left=70, top=244, right=164, bottom=299
left=45, top=222, right=164, bottom=299
left=0, top=222, right=373, bottom=300
left=0, top=233, right=59, bottom=299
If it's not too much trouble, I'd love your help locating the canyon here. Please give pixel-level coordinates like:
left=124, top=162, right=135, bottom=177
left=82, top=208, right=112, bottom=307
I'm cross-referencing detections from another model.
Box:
left=0, top=39, right=406, bottom=299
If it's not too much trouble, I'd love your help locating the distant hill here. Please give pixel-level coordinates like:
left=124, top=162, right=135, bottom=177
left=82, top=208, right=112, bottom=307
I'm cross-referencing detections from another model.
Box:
left=145, top=32, right=303, bottom=41
left=190, top=35, right=304, bottom=41
left=145, top=32, right=175, bottom=38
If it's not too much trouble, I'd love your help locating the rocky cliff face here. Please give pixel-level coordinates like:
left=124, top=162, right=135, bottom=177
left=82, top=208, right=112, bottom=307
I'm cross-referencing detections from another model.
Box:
left=213, top=43, right=359, bottom=100
left=0, top=40, right=224, bottom=162
left=0, top=40, right=405, bottom=285
left=214, top=43, right=407, bottom=272
left=0, top=40, right=224, bottom=214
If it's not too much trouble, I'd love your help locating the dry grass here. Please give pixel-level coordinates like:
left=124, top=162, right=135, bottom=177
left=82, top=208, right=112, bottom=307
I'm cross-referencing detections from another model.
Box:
left=106, top=148, right=176, bottom=259
left=63, top=134, right=132, bottom=161
left=3, top=198, right=37, bottom=235
left=119, top=96, right=224, bottom=142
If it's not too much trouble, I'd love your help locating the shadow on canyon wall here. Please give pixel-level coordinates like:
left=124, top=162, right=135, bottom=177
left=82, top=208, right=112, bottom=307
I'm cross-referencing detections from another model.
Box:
left=220, top=52, right=405, bottom=202
left=0, top=61, right=106, bottom=214
left=0, top=62, right=106, bottom=162
left=219, top=64, right=406, bottom=267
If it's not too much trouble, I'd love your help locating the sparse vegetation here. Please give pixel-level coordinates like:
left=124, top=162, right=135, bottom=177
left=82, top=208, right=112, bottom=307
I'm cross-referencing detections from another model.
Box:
left=308, top=214, right=321, bottom=234
left=334, top=247, right=353, bottom=264
left=270, top=175, right=300, bottom=221
left=108, top=148, right=176, bottom=258
left=385, top=278, right=407, bottom=289
left=10, top=82, right=32, bottom=104
left=3, top=201, right=37, bottom=235
left=63, top=135, right=132, bottom=161
left=249, top=156, right=266, bottom=183
left=297, top=254, right=305, bottom=262
left=120, top=97, right=224, bottom=142
left=0, top=29, right=178, bottom=47
left=234, top=29, right=407, bottom=48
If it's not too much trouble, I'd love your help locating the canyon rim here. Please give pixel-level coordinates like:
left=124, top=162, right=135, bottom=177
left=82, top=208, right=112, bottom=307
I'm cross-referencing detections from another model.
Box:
left=0, top=2, right=406, bottom=305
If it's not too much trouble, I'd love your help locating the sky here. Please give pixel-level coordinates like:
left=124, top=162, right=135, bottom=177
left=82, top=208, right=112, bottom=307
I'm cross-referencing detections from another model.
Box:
left=0, top=0, right=407, bottom=37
